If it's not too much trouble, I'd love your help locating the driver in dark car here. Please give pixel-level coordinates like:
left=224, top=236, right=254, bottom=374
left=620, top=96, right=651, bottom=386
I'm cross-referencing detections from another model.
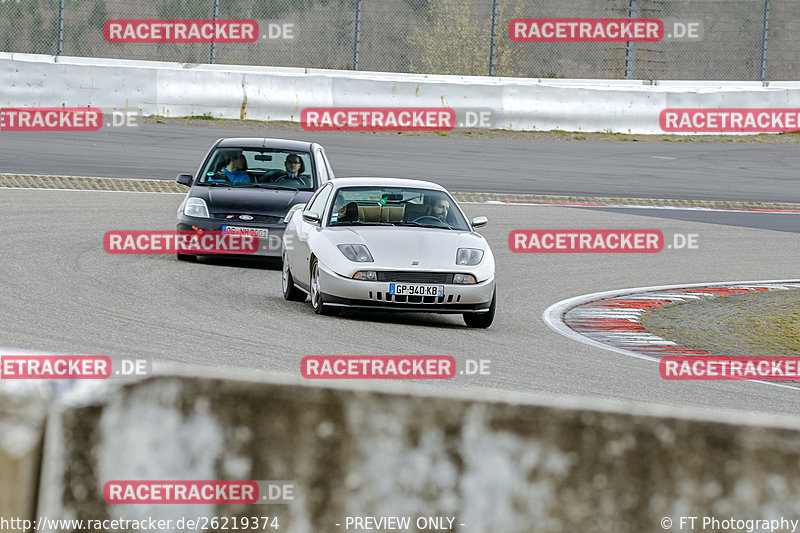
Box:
left=273, top=154, right=308, bottom=184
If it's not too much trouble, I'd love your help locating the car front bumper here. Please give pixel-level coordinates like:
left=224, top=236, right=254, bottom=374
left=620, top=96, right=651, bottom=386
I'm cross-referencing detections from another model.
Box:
left=177, top=217, right=285, bottom=257
left=317, top=264, right=495, bottom=313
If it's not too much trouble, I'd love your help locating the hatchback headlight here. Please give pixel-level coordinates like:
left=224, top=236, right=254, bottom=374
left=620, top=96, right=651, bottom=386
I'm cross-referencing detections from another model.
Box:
left=184, top=197, right=210, bottom=218
left=338, top=244, right=374, bottom=262
left=456, top=248, right=483, bottom=266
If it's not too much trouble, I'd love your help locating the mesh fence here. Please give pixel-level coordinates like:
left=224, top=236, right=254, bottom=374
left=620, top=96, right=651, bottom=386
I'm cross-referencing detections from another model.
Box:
left=635, top=0, right=766, bottom=81
left=0, top=0, right=797, bottom=80
left=766, top=0, right=800, bottom=80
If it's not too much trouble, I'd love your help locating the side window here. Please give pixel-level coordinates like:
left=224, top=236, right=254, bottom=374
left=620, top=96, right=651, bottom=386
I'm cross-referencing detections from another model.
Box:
left=314, top=148, right=328, bottom=184
left=306, top=183, right=333, bottom=218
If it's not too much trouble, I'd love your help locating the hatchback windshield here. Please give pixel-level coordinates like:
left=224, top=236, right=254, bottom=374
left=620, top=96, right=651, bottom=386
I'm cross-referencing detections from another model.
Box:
left=328, top=186, right=469, bottom=230
left=199, top=148, right=314, bottom=190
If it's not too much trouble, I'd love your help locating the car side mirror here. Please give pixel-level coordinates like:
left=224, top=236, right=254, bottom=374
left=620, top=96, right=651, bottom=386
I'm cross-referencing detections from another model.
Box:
left=472, top=216, right=488, bottom=228
left=176, top=173, right=193, bottom=186
left=302, top=211, right=321, bottom=225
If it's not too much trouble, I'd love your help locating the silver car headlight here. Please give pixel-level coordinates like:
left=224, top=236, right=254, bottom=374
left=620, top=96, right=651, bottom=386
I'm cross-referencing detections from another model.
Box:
left=283, top=203, right=306, bottom=223
left=184, top=197, right=210, bottom=218
left=338, top=244, right=374, bottom=262
left=456, top=248, right=483, bottom=266
left=453, top=273, right=477, bottom=284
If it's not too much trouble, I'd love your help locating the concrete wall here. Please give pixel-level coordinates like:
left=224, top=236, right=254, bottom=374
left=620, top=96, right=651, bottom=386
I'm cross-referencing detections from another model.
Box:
left=33, top=374, right=800, bottom=533
left=0, top=382, right=48, bottom=521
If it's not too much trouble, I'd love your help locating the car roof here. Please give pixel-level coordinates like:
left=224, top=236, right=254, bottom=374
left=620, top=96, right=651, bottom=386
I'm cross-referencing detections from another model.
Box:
left=329, top=177, right=448, bottom=191
left=216, top=138, right=315, bottom=151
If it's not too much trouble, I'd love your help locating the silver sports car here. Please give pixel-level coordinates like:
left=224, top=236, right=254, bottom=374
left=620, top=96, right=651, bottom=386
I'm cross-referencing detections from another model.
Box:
left=281, top=178, right=496, bottom=328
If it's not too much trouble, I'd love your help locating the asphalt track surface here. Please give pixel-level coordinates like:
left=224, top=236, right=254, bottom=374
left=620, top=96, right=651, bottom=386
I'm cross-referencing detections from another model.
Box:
left=1, top=182, right=799, bottom=417
left=1, top=122, right=799, bottom=202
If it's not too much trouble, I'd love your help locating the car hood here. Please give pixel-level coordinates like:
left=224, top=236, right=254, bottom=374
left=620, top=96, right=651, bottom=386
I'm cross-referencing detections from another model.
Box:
left=326, top=226, right=488, bottom=269
left=196, top=186, right=311, bottom=215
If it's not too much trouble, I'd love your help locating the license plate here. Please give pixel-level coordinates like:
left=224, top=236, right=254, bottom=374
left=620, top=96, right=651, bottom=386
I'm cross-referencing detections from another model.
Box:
left=389, top=283, right=444, bottom=297
left=222, top=225, right=268, bottom=239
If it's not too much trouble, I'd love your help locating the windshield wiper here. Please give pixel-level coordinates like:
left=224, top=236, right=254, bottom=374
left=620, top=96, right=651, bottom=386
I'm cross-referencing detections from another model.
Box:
left=332, top=221, right=393, bottom=226
left=391, top=221, right=454, bottom=230
left=200, top=181, right=232, bottom=187
left=251, top=184, right=300, bottom=191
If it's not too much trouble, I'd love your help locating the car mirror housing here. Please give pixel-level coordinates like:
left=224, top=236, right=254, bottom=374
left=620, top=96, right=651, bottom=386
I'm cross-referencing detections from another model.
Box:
left=176, top=173, right=193, bottom=186
left=284, top=203, right=307, bottom=223
left=302, top=211, right=322, bottom=224
left=472, top=216, right=488, bottom=228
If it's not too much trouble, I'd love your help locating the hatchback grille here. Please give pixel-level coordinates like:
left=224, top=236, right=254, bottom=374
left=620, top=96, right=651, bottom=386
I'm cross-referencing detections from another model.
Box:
left=214, top=213, right=283, bottom=224
left=376, top=272, right=453, bottom=283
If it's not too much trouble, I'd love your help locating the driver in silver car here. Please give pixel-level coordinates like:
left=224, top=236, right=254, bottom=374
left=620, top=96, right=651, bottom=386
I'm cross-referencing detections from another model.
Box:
left=427, top=197, right=450, bottom=222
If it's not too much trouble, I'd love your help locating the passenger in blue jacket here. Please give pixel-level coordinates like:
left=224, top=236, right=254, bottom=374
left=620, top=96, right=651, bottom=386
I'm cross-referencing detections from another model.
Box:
left=221, top=151, right=251, bottom=183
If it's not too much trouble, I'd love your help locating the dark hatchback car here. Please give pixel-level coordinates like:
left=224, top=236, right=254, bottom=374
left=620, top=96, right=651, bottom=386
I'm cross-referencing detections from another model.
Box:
left=176, top=138, right=334, bottom=260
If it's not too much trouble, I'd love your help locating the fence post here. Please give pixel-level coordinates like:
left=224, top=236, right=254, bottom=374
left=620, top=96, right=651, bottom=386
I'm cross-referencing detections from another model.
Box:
left=209, top=0, right=219, bottom=64
left=353, top=0, right=362, bottom=70
left=624, top=0, right=638, bottom=79
left=56, top=0, right=64, bottom=57
left=760, top=0, right=770, bottom=81
left=489, top=0, right=499, bottom=76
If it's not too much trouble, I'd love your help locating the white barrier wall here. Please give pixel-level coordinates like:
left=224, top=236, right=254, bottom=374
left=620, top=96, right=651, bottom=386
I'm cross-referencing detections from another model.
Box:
left=3, top=52, right=800, bottom=134
left=33, top=373, right=800, bottom=533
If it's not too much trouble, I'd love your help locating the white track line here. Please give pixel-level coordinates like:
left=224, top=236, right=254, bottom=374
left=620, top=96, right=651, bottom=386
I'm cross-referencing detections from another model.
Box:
left=542, top=279, right=800, bottom=392
left=474, top=200, right=800, bottom=214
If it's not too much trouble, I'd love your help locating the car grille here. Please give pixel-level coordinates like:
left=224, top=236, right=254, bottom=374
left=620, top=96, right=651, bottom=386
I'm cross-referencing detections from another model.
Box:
left=214, top=213, right=283, bottom=224
left=376, top=272, right=453, bottom=283
left=368, top=291, right=462, bottom=305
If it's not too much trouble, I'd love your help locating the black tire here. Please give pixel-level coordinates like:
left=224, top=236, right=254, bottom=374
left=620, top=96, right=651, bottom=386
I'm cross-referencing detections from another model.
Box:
left=282, top=251, right=306, bottom=302
left=464, top=289, right=495, bottom=328
left=176, top=253, right=197, bottom=262
left=310, top=258, right=340, bottom=316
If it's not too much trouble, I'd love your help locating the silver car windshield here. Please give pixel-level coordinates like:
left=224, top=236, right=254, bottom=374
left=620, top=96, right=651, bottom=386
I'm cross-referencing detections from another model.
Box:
left=199, top=148, right=314, bottom=190
left=328, top=187, right=469, bottom=231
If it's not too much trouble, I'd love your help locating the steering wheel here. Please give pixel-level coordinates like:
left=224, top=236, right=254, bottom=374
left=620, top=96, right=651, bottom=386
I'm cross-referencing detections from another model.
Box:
left=410, top=215, right=444, bottom=224
left=276, top=174, right=311, bottom=187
